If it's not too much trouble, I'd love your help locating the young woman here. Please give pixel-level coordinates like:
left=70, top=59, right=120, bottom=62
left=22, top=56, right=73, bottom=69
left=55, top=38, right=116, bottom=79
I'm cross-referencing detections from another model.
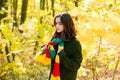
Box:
left=48, top=12, right=83, bottom=80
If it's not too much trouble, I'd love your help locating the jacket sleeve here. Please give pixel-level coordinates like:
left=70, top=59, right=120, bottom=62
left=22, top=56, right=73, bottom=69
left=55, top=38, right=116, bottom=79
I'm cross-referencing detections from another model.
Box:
left=58, top=42, right=83, bottom=71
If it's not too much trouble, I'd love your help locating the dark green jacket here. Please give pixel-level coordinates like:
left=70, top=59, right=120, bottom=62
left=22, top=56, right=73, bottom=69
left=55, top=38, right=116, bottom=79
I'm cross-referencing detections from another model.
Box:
left=49, top=37, right=83, bottom=80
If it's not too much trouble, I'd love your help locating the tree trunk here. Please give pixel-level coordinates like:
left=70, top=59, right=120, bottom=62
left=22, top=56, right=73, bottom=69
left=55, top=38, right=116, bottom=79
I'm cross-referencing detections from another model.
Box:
left=0, top=0, right=8, bottom=22
left=20, top=0, right=28, bottom=24
left=75, top=0, right=78, bottom=7
left=12, top=0, right=18, bottom=31
left=112, top=54, right=120, bottom=80
left=5, top=43, right=11, bottom=63
left=40, top=0, right=45, bottom=10
left=46, top=0, right=48, bottom=11
left=33, top=41, right=39, bottom=55
left=51, top=0, right=55, bottom=16
left=0, top=30, right=15, bottom=63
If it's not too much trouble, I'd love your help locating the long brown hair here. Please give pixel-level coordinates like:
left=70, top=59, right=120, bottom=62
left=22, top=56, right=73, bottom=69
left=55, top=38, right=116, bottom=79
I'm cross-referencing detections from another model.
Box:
left=52, top=12, right=76, bottom=41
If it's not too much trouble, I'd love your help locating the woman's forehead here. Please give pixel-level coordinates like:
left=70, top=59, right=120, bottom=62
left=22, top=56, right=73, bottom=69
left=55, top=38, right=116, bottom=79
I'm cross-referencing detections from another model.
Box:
left=55, top=17, right=61, bottom=22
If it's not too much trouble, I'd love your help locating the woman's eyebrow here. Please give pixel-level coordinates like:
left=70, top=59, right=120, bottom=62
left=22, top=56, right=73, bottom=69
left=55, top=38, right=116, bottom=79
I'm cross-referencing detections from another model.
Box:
left=56, top=21, right=61, bottom=23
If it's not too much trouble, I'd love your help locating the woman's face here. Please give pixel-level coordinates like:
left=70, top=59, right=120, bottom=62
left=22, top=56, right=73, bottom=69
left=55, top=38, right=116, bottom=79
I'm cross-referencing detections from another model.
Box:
left=55, top=17, right=64, bottom=33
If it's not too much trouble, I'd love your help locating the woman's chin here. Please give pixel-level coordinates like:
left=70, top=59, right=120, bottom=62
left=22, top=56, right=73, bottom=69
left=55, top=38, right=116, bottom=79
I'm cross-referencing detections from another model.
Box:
left=56, top=31, right=61, bottom=33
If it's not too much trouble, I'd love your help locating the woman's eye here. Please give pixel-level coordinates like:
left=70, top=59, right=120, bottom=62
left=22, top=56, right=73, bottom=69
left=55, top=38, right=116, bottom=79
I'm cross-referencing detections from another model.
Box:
left=59, top=23, right=61, bottom=25
left=59, top=22, right=62, bottom=25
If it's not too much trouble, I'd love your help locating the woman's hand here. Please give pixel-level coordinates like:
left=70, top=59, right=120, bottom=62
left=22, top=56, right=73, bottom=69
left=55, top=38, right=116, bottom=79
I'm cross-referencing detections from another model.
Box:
left=41, top=44, right=47, bottom=50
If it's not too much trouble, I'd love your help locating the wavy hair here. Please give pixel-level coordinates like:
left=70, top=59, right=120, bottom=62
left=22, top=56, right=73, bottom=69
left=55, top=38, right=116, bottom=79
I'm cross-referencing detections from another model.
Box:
left=52, top=12, right=76, bottom=41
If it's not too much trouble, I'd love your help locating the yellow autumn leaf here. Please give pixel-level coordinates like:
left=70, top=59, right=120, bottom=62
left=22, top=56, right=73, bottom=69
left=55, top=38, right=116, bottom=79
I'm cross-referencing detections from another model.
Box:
left=82, top=49, right=87, bottom=58
left=13, top=66, right=26, bottom=74
left=0, top=72, right=7, bottom=77
left=78, top=67, right=87, bottom=76
left=4, top=65, right=10, bottom=70
left=112, top=26, right=120, bottom=33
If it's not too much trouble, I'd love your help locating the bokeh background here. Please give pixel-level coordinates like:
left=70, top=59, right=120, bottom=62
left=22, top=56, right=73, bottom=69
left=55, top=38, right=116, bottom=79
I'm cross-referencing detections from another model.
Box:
left=0, top=0, right=120, bottom=80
